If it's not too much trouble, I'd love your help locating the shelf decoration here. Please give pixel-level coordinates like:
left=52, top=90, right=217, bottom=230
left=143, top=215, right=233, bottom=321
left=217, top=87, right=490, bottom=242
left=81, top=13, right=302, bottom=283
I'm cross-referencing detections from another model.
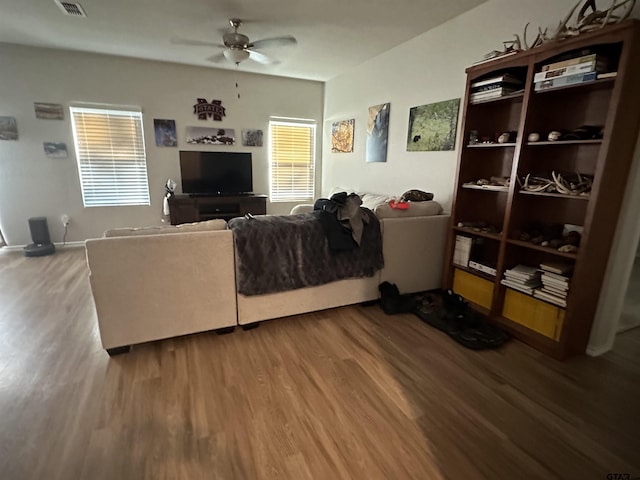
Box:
left=479, top=0, right=636, bottom=63
left=406, top=98, right=460, bottom=151
left=463, top=176, right=510, bottom=191
left=366, top=103, right=390, bottom=163
left=241, top=129, right=263, bottom=147
left=0, top=117, right=18, bottom=140
left=517, top=171, right=593, bottom=196
left=154, top=119, right=177, bottom=147
left=331, top=119, right=354, bottom=153
left=43, top=142, right=68, bottom=158
left=512, top=222, right=582, bottom=252
left=186, top=126, right=235, bottom=145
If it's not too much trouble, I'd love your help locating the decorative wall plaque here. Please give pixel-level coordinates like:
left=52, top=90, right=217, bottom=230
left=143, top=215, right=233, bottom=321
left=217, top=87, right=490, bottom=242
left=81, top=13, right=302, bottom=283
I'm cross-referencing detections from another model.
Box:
left=193, top=99, right=226, bottom=121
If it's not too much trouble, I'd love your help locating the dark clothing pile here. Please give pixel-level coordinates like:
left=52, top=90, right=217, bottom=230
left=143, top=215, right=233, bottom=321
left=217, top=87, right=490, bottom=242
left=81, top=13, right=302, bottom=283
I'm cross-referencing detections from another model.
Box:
left=314, top=192, right=370, bottom=251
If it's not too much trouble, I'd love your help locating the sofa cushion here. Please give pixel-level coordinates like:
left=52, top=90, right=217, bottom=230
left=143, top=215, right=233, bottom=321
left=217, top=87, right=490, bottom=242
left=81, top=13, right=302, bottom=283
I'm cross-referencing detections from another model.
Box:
left=375, top=201, right=443, bottom=218
left=290, top=204, right=314, bottom=215
left=104, top=219, right=227, bottom=237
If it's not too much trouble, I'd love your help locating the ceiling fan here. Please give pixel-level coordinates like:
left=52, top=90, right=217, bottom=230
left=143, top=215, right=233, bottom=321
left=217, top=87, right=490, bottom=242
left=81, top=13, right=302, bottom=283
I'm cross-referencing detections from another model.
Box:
left=173, top=18, right=297, bottom=65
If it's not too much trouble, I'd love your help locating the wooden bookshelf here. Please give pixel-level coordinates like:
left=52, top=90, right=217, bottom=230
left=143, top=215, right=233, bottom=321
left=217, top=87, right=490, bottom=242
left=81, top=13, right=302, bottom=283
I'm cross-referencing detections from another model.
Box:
left=444, top=20, right=640, bottom=359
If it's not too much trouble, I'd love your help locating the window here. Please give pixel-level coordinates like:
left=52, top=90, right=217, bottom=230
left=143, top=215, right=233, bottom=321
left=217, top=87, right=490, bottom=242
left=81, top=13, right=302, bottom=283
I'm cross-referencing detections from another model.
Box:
left=70, top=106, right=150, bottom=207
left=269, top=119, right=316, bottom=202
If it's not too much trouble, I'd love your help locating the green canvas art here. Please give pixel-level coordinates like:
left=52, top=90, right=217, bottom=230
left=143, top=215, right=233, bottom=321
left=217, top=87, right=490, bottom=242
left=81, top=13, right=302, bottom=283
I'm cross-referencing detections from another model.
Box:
left=406, top=98, right=460, bottom=151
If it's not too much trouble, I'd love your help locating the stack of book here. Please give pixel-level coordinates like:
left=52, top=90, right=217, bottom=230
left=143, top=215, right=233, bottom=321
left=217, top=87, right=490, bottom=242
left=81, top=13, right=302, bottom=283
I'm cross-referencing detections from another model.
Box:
left=533, top=262, right=573, bottom=307
left=534, top=53, right=610, bottom=91
left=500, top=264, right=541, bottom=295
left=470, top=73, right=524, bottom=103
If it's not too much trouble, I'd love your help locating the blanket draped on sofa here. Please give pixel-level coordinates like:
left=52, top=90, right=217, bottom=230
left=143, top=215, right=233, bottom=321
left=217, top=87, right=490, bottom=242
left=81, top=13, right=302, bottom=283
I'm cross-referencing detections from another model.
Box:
left=228, top=211, right=384, bottom=296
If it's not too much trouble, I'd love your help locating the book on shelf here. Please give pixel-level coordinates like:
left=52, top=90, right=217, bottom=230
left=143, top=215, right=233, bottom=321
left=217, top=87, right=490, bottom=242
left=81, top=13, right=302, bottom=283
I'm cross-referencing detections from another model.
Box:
left=468, top=260, right=497, bottom=277
left=533, top=59, right=608, bottom=82
left=505, top=264, right=539, bottom=279
left=540, top=53, right=604, bottom=72
left=453, top=235, right=473, bottom=267
left=500, top=279, right=537, bottom=295
left=597, top=71, right=617, bottom=79
left=533, top=290, right=567, bottom=308
left=541, top=273, right=570, bottom=286
left=469, top=88, right=520, bottom=102
left=540, top=261, right=573, bottom=275
left=534, top=71, right=597, bottom=91
left=541, top=286, right=568, bottom=298
left=471, top=73, right=523, bottom=88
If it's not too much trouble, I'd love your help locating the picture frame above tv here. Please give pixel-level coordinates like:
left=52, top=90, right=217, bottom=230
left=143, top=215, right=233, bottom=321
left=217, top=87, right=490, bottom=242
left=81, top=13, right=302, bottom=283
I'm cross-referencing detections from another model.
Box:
left=179, top=151, right=253, bottom=196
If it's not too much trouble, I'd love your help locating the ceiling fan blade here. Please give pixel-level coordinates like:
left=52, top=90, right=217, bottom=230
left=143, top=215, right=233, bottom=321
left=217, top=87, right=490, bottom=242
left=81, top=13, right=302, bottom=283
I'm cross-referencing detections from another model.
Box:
left=250, top=36, right=297, bottom=50
left=172, top=38, right=224, bottom=48
left=206, top=52, right=227, bottom=63
left=247, top=49, right=275, bottom=65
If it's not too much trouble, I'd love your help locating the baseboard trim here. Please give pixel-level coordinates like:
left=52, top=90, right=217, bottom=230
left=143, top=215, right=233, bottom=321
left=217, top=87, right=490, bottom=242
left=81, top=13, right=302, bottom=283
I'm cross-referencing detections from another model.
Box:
left=1, top=241, right=85, bottom=252
left=586, top=339, right=614, bottom=357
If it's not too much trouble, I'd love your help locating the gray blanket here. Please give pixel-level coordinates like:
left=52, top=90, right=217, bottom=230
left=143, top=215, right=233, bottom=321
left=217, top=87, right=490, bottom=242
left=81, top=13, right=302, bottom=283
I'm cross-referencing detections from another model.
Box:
left=228, top=211, right=384, bottom=296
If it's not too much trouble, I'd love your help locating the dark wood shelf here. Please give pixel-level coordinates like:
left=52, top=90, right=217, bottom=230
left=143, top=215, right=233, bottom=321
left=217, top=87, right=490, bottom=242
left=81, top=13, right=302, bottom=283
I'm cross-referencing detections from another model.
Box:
left=518, top=190, right=590, bottom=200
left=466, top=142, right=516, bottom=148
left=506, top=239, right=578, bottom=259
left=453, top=226, right=502, bottom=241
left=462, top=184, right=509, bottom=192
left=446, top=21, right=640, bottom=358
left=526, top=139, right=602, bottom=146
left=453, top=264, right=497, bottom=282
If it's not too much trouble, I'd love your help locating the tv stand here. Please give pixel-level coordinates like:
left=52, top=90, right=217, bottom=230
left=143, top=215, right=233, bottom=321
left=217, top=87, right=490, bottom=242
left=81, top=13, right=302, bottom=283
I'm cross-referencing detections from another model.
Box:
left=168, top=194, right=267, bottom=225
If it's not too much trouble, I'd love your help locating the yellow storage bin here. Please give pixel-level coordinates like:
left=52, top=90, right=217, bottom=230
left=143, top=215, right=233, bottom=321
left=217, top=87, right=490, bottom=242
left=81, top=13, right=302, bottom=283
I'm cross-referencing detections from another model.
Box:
left=452, top=269, right=494, bottom=310
left=502, top=289, right=565, bottom=341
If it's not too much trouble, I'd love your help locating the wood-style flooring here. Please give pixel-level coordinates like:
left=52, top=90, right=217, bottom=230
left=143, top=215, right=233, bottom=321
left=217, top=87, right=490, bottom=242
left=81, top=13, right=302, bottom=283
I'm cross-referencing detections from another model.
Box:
left=0, top=247, right=639, bottom=479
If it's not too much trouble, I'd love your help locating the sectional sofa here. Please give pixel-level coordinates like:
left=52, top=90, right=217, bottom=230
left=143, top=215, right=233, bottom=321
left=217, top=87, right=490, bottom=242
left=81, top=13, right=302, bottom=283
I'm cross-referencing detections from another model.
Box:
left=85, top=194, right=450, bottom=355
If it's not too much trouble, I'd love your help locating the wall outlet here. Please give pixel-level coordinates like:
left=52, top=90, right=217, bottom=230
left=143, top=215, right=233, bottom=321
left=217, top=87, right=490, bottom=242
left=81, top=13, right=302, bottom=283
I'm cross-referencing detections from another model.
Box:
left=61, top=214, right=70, bottom=226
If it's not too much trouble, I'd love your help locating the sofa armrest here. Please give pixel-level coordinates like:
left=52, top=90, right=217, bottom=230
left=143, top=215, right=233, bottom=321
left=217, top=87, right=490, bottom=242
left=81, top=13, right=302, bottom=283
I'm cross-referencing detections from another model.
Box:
left=290, top=204, right=314, bottom=215
left=379, top=215, right=450, bottom=294
left=85, top=230, right=237, bottom=350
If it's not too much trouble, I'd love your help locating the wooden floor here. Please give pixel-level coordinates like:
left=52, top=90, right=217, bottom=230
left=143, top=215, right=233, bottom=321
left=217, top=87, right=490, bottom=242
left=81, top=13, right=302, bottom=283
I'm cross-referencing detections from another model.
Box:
left=1, top=248, right=639, bottom=480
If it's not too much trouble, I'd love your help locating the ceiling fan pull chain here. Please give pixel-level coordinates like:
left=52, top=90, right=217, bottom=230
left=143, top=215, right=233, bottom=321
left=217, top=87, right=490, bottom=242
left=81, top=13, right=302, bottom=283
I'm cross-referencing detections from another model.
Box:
left=235, top=64, right=241, bottom=99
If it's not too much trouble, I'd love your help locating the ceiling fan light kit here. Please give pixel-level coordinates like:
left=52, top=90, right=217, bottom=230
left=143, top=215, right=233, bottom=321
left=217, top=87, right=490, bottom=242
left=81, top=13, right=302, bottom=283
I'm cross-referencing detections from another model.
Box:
left=223, top=48, right=250, bottom=64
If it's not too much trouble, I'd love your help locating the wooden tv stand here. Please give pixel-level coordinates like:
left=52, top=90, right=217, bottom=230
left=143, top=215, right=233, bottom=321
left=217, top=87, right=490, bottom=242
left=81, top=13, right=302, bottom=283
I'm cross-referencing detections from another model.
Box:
left=168, top=194, right=267, bottom=225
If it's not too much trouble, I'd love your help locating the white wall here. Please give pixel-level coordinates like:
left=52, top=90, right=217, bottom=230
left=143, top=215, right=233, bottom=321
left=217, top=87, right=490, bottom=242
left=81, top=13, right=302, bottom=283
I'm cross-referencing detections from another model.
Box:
left=322, top=0, right=640, bottom=211
left=0, top=45, right=323, bottom=245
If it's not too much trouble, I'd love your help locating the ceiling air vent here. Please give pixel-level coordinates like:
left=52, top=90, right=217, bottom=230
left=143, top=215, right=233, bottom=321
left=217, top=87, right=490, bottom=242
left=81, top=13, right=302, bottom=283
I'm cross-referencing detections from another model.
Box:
left=54, top=1, right=87, bottom=17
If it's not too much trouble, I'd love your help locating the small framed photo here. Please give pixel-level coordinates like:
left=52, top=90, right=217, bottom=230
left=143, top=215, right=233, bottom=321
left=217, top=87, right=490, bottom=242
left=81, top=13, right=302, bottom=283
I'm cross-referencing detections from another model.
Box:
left=43, top=142, right=68, bottom=158
left=34, top=102, right=64, bottom=120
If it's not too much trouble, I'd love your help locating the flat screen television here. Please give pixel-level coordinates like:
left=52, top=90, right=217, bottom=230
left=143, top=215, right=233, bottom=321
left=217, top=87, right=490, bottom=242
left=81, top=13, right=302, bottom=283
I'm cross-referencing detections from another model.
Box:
left=179, top=151, right=253, bottom=196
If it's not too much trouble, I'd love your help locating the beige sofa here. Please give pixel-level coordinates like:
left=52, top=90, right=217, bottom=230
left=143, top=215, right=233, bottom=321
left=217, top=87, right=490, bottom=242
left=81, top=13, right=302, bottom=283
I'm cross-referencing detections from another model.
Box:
left=85, top=220, right=237, bottom=355
left=86, top=199, right=450, bottom=353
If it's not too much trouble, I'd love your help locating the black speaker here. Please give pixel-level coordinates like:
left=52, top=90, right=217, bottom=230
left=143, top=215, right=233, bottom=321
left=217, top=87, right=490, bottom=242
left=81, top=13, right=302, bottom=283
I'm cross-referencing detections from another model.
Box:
left=24, top=216, right=55, bottom=257
left=29, top=217, right=51, bottom=245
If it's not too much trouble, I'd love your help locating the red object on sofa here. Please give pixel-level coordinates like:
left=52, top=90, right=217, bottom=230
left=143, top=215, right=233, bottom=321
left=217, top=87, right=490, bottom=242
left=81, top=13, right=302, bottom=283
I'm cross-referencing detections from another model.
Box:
left=388, top=200, right=409, bottom=210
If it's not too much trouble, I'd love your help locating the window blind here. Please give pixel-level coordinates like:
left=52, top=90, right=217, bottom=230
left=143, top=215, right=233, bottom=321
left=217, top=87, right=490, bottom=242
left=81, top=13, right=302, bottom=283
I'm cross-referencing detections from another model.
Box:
left=269, top=120, right=316, bottom=202
left=70, top=106, right=150, bottom=207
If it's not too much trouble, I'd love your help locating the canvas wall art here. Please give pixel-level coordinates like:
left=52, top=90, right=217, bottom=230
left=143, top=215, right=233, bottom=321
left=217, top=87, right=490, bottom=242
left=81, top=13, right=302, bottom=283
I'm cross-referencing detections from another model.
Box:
left=186, top=127, right=235, bottom=145
left=154, top=119, right=177, bottom=147
left=406, top=98, right=461, bottom=151
left=34, top=102, right=64, bottom=120
left=242, top=129, right=263, bottom=147
left=331, top=119, right=355, bottom=153
left=0, top=117, right=18, bottom=140
left=366, top=103, right=390, bottom=163
left=43, top=142, right=68, bottom=158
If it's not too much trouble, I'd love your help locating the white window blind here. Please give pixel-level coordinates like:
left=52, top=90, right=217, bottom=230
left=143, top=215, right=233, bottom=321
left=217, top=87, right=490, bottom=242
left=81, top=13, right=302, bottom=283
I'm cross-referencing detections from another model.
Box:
left=70, top=106, right=150, bottom=207
left=269, top=120, right=316, bottom=202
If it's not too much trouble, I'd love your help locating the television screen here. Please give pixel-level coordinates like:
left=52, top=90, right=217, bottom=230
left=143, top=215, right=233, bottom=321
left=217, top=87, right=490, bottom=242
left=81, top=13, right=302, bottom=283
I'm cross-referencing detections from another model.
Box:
left=179, top=151, right=253, bottom=195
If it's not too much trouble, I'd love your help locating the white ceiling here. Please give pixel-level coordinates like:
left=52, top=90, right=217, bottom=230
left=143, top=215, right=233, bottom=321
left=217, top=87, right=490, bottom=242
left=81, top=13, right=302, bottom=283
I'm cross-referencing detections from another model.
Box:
left=0, top=0, right=487, bottom=81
